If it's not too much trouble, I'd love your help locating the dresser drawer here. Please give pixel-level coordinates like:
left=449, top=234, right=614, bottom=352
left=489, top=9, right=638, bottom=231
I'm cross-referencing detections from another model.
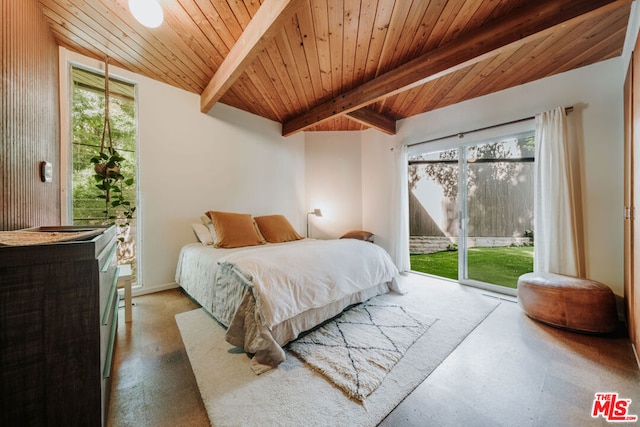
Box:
left=98, top=240, right=118, bottom=318
left=100, top=268, right=119, bottom=374
left=101, top=292, right=119, bottom=425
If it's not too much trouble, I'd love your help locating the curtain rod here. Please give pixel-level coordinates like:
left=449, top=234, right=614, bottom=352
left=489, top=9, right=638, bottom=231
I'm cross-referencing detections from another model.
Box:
left=407, top=105, right=574, bottom=147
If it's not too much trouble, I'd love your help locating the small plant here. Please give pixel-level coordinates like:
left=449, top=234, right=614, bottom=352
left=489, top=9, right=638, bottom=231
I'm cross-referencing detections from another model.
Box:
left=524, top=229, right=534, bottom=243
left=447, top=243, right=458, bottom=251
left=91, top=150, right=135, bottom=230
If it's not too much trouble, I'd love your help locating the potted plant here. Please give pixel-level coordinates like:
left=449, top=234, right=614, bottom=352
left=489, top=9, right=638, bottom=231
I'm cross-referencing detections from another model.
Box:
left=91, top=150, right=135, bottom=229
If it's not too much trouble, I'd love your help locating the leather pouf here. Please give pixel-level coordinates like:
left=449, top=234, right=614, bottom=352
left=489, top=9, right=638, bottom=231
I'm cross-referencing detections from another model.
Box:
left=517, top=272, right=618, bottom=334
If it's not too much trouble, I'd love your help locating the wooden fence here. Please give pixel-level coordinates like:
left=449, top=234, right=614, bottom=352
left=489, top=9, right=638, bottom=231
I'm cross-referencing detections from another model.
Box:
left=410, top=162, right=534, bottom=238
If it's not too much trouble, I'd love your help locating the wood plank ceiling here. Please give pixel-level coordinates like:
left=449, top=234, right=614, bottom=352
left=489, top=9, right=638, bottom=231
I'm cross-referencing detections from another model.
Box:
left=37, top=0, right=632, bottom=135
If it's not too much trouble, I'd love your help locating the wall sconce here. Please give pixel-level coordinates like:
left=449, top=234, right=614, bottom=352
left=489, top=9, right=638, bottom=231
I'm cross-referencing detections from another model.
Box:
left=306, top=208, right=323, bottom=238
left=129, top=0, right=164, bottom=28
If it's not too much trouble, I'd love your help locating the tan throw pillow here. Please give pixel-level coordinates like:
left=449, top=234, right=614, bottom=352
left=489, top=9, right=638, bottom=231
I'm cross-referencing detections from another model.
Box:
left=254, top=215, right=303, bottom=243
left=340, top=230, right=374, bottom=242
left=205, top=211, right=265, bottom=248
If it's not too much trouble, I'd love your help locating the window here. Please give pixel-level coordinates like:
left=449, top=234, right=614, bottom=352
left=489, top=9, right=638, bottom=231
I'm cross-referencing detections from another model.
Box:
left=70, top=66, right=138, bottom=281
left=409, top=129, right=535, bottom=294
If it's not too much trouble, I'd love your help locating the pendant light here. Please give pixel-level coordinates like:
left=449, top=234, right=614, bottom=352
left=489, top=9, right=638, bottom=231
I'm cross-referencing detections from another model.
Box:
left=128, top=0, right=164, bottom=28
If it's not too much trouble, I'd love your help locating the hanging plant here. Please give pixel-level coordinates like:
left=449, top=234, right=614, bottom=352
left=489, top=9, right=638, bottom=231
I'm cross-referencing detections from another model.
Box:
left=90, top=56, right=136, bottom=232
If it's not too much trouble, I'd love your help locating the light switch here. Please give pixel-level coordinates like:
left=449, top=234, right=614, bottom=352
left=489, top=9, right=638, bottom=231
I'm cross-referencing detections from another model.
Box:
left=40, top=161, right=53, bottom=183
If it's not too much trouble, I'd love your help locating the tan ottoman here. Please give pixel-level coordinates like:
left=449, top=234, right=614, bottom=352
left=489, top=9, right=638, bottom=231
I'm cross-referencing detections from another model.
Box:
left=517, top=272, right=618, bottom=334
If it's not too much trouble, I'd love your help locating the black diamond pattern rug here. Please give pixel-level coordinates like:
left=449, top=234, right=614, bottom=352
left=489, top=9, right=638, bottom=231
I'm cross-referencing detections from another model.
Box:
left=287, top=301, right=437, bottom=402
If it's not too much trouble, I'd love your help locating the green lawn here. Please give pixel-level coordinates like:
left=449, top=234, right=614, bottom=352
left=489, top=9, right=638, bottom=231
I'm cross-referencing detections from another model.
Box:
left=410, top=246, right=534, bottom=288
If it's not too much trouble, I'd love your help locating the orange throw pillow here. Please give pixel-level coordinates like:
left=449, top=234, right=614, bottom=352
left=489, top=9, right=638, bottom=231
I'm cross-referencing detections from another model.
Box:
left=254, top=215, right=303, bottom=243
left=205, top=211, right=265, bottom=248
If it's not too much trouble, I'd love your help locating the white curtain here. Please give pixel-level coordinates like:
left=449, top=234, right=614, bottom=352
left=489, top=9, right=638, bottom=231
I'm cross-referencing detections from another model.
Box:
left=390, top=144, right=410, bottom=272
left=534, top=107, right=585, bottom=276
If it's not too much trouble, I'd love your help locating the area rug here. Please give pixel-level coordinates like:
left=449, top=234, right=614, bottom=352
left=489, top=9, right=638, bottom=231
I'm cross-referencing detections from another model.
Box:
left=288, top=302, right=436, bottom=402
left=176, top=277, right=499, bottom=427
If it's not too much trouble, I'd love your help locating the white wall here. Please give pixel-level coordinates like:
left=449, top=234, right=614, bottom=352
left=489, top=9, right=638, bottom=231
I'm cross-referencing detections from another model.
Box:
left=360, top=131, right=396, bottom=251
left=60, top=49, right=305, bottom=294
left=360, top=58, right=625, bottom=295
left=61, top=51, right=626, bottom=296
left=304, top=132, right=363, bottom=239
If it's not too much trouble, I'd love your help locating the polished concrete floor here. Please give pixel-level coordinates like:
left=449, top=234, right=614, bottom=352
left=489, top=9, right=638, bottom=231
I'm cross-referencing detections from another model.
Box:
left=107, top=274, right=640, bottom=427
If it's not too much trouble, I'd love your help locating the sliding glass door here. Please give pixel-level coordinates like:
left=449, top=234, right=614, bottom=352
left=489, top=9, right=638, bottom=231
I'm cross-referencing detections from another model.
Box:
left=409, top=131, right=535, bottom=294
left=409, top=148, right=460, bottom=281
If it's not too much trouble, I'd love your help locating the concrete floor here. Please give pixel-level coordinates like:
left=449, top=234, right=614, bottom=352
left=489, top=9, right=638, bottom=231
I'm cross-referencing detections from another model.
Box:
left=107, top=274, right=640, bottom=427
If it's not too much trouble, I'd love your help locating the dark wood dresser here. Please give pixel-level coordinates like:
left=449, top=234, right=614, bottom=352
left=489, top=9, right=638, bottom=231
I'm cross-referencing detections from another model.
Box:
left=0, top=225, right=120, bottom=426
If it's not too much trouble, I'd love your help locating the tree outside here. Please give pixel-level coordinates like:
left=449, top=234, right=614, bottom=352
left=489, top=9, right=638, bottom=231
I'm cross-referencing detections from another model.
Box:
left=409, top=134, right=535, bottom=287
left=71, top=67, right=137, bottom=274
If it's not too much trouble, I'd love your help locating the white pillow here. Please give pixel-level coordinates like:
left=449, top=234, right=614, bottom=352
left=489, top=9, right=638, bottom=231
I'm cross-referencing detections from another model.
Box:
left=192, top=223, right=214, bottom=245
left=200, top=215, right=218, bottom=243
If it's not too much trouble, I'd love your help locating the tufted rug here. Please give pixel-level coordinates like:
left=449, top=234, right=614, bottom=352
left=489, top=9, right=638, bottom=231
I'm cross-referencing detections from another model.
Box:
left=176, top=276, right=500, bottom=427
left=288, top=302, right=435, bottom=402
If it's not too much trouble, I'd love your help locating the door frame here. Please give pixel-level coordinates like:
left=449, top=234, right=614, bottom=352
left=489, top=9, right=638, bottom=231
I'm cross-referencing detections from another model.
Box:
left=408, top=121, right=535, bottom=296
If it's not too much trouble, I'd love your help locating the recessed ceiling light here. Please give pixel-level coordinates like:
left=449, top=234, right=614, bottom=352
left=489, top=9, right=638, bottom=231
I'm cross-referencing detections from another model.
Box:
left=128, top=0, right=164, bottom=28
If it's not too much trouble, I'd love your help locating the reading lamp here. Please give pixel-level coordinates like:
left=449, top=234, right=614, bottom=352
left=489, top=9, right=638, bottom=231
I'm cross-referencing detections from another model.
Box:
left=306, top=208, right=323, bottom=238
left=129, top=0, right=164, bottom=28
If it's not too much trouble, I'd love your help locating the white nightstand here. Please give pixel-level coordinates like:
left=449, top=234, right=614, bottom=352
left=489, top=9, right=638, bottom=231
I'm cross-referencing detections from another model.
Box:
left=118, top=264, right=132, bottom=323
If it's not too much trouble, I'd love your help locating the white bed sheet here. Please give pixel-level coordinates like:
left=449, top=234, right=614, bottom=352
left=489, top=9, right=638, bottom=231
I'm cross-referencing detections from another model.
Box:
left=175, top=238, right=399, bottom=372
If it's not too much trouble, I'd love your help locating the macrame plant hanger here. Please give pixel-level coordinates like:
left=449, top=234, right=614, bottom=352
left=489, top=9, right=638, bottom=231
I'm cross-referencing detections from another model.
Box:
left=94, top=55, right=119, bottom=205
left=100, top=56, right=114, bottom=160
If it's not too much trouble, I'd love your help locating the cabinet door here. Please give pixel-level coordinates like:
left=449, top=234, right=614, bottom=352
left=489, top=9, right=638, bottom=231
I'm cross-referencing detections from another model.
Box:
left=626, top=47, right=640, bottom=351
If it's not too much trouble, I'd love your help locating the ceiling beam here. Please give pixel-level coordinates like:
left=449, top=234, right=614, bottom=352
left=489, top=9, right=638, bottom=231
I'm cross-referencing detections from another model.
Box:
left=346, top=108, right=396, bottom=135
left=282, top=0, right=629, bottom=136
left=200, top=0, right=304, bottom=114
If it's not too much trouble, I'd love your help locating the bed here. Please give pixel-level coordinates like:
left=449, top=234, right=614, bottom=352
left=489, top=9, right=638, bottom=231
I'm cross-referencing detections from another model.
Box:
left=175, top=212, right=400, bottom=373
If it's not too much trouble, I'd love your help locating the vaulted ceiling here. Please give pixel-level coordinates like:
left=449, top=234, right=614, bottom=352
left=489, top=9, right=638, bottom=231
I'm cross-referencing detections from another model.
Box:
left=37, top=0, right=632, bottom=135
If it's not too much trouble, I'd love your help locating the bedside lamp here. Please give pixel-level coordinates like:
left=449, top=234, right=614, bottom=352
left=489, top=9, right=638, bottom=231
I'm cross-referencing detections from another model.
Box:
left=306, top=208, right=323, bottom=238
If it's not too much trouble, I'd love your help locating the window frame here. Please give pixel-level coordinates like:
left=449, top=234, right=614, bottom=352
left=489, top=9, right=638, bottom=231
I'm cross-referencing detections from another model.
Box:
left=64, top=60, right=141, bottom=286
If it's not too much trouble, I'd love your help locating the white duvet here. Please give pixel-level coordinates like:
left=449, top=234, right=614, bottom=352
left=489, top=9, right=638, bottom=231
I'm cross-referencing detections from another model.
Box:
left=217, top=238, right=399, bottom=329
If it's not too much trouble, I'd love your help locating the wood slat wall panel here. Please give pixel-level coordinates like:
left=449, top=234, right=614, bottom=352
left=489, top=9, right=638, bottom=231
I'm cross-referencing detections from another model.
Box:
left=373, top=0, right=412, bottom=77
left=327, top=0, right=344, bottom=96
left=437, top=0, right=481, bottom=47
left=378, top=3, right=630, bottom=124
left=297, top=1, right=327, bottom=102
left=408, top=0, right=449, bottom=61
left=244, top=61, right=287, bottom=122
left=461, top=7, right=628, bottom=104
left=545, top=8, right=628, bottom=73
left=387, top=0, right=439, bottom=73
left=281, top=15, right=318, bottom=115
left=341, top=0, right=362, bottom=91
left=162, top=3, right=226, bottom=70
left=362, top=0, right=392, bottom=83
left=350, top=0, right=377, bottom=88
left=41, top=6, right=188, bottom=90
left=256, top=46, right=302, bottom=114
left=310, top=0, right=333, bottom=96
left=42, top=0, right=201, bottom=93
left=191, top=0, right=236, bottom=52
left=32, top=0, right=632, bottom=133
left=272, top=29, right=314, bottom=114
left=1, top=0, right=61, bottom=230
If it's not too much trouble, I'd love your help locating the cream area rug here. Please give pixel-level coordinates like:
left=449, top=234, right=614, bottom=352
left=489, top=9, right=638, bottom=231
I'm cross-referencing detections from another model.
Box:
left=288, top=302, right=435, bottom=402
left=176, top=276, right=499, bottom=427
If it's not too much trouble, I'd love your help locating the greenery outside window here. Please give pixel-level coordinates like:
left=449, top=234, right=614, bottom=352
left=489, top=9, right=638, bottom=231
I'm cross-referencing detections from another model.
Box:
left=71, top=66, right=138, bottom=281
left=408, top=131, right=535, bottom=292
